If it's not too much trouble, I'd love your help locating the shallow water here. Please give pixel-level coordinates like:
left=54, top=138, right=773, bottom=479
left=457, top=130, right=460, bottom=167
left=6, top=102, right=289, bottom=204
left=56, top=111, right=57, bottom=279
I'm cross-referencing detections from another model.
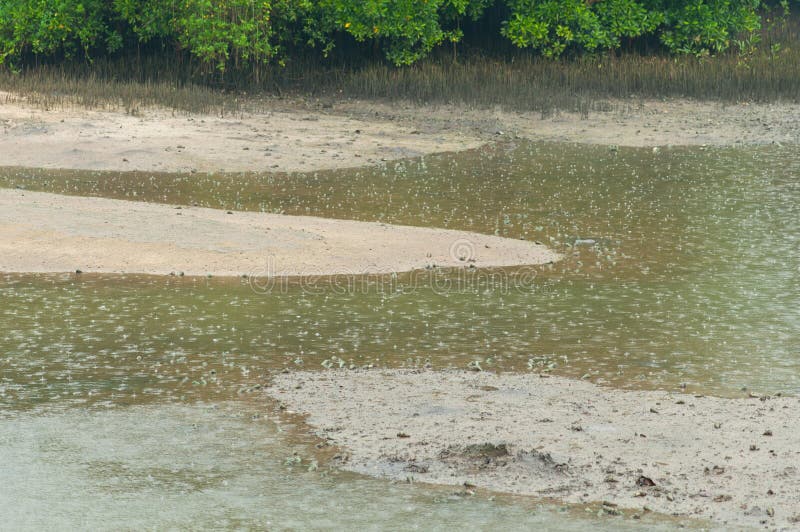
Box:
left=3, top=402, right=682, bottom=530
left=2, top=142, right=799, bottom=396
left=1, top=140, right=798, bottom=527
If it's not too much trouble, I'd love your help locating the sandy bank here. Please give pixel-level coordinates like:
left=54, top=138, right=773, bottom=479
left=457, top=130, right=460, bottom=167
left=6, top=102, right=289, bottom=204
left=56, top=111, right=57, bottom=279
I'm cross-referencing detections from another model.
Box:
left=0, top=94, right=481, bottom=173
left=269, top=369, right=800, bottom=529
left=1, top=95, right=797, bottom=174
left=0, top=189, right=558, bottom=276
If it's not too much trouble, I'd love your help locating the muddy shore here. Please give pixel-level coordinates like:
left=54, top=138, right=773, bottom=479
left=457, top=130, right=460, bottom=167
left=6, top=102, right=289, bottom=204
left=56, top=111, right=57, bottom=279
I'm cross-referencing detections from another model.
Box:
left=269, top=369, right=800, bottom=529
left=2, top=94, right=798, bottom=174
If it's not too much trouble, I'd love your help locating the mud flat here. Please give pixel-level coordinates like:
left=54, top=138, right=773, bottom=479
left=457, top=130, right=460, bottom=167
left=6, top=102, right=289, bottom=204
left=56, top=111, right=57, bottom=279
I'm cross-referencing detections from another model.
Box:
left=0, top=94, right=482, bottom=173
left=0, top=189, right=558, bottom=276
left=269, top=369, right=800, bottom=529
left=1, top=95, right=797, bottom=175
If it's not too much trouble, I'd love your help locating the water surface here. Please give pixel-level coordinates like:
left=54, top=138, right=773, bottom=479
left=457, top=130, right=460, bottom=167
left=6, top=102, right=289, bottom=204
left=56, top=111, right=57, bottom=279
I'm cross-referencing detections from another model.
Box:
left=1, top=140, right=798, bottom=528
left=2, top=141, right=798, bottom=396
left=4, top=401, right=683, bottom=530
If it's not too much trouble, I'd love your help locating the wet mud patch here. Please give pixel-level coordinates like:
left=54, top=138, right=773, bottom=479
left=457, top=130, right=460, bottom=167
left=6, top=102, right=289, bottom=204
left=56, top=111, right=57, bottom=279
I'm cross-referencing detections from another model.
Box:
left=440, top=443, right=512, bottom=472
left=440, top=444, right=572, bottom=486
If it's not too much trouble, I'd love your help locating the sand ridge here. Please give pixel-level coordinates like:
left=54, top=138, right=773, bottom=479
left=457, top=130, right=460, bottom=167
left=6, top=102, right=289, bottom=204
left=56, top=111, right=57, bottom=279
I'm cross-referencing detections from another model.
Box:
left=0, top=188, right=559, bottom=276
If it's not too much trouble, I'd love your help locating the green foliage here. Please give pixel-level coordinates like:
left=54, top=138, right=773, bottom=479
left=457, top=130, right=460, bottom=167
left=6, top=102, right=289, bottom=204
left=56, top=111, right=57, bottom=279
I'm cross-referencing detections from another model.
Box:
left=0, top=0, right=122, bottom=66
left=0, top=0, right=784, bottom=69
left=658, top=0, right=762, bottom=55
left=112, top=0, right=172, bottom=43
left=113, top=0, right=293, bottom=71
left=171, top=0, right=276, bottom=71
left=315, top=0, right=492, bottom=65
left=595, top=0, right=663, bottom=45
left=503, top=0, right=761, bottom=57
left=504, top=0, right=609, bottom=57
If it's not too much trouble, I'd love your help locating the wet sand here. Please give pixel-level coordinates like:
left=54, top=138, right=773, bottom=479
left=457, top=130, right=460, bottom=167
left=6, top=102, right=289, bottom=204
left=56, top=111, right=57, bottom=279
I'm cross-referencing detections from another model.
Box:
left=269, top=369, right=800, bottom=529
left=0, top=188, right=559, bottom=276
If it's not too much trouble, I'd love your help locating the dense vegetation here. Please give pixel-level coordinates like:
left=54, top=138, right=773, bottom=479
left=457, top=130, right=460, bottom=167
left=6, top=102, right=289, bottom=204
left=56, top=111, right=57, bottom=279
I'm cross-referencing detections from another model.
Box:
left=0, top=0, right=795, bottom=71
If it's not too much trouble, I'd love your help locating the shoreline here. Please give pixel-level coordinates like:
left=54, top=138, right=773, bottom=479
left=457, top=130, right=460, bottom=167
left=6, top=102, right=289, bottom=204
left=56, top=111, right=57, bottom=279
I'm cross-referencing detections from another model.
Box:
left=268, top=368, right=800, bottom=529
left=1, top=94, right=798, bottom=175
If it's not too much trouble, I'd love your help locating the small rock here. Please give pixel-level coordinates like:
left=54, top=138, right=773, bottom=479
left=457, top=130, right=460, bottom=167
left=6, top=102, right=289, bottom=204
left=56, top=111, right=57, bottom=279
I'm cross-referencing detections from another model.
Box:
left=636, top=475, right=656, bottom=487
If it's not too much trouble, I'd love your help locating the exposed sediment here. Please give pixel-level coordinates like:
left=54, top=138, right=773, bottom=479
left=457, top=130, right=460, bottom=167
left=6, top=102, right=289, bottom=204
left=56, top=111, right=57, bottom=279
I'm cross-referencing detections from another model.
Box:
left=1, top=95, right=797, bottom=176
left=0, top=189, right=559, bottom=276
left=269, top=368, right=800, bottom=529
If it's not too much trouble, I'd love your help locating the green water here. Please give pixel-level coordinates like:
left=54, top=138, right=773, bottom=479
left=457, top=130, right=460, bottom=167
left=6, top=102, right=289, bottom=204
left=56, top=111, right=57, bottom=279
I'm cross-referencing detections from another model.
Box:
left=1, top=140, right=798, bottom=528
